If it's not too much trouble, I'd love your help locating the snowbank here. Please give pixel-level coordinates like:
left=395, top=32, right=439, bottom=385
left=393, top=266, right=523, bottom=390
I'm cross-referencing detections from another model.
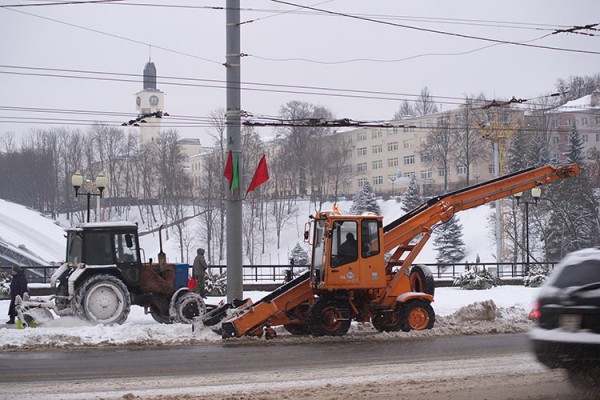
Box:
left=0, top=286, right=540, bottom=350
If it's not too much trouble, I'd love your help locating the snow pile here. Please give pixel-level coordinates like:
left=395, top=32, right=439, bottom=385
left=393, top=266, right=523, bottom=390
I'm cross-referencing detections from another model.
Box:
left=0, top=199, right=66, bottom=264
left=0, top=286, right=539, bottom=350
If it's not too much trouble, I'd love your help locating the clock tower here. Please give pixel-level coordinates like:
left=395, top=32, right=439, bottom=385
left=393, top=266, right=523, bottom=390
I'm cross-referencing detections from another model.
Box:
left=135, top=60, right=164, bottom=144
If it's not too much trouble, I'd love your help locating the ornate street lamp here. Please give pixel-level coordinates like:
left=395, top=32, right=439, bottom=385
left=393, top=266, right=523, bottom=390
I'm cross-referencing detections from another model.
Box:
left=72, top=170, right=108, bottom=223
left=514, top=187, right=541, bottom=269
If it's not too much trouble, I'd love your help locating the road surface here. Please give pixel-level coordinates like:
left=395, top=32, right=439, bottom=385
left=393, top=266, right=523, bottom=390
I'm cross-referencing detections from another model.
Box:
left=0, top=333, right=591, bottom=399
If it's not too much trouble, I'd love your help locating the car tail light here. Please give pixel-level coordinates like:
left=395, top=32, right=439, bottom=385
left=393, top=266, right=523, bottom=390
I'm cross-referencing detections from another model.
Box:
left=529, top=301, right=541, bottom=321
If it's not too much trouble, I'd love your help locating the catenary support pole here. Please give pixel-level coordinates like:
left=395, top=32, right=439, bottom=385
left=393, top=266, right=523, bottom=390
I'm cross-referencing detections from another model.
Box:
left=225, top=0, right=243, bottom=302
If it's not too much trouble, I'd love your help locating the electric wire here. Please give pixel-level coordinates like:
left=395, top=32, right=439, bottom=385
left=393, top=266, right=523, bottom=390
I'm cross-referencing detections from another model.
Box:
left=269, top=0, right=600, bottom=56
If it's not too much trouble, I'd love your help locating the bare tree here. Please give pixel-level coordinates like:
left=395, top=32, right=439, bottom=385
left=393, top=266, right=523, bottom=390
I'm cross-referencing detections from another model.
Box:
left=452, top=94, right=489, bottom=186
left=423, top=116, right=453, bottom=192
left=414, top=87, right=439, bottom=116
left=394, top=100, right=416, bottom=119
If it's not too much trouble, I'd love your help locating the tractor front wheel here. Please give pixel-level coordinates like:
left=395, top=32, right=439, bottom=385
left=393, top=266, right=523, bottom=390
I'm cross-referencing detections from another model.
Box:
left=174, top=292, right=206, bottom=324
left=307, top=298, right=351, bottom=337
left=398, top=299, right=435, bottom=332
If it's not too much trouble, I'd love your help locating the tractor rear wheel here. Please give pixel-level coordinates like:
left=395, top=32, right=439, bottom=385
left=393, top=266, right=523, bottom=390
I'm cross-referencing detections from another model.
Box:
left=371, top=310, right=402, bottom=332
left=73, top=274, right=131, bottom=325
left=174, top=292, right=206, bottom=324
left=409, top=265, right=435, bottom=296
left=398, top=299, right=435, bottom=332
left=307, top=298, right=351, bottom=337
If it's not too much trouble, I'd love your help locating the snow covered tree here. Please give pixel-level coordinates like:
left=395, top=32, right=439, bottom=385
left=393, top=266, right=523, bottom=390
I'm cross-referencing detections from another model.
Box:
left=433, top=216, right=466, bottom=264
left=349, top=182, right=381, bottom=215
left=290, top=242, right=309, bottom=265
left=543, top=128, right=600, bottom=260
left=401, top=175, right=423, bottom=213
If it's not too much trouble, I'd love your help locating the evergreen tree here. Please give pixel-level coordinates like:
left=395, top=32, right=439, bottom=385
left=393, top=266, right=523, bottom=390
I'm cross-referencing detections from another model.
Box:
left=401, top=175, right=423, bottom=213
left=544, top=128, right=600, bottom=259
left=433, top=216, right=466, bottom=264
left=349, top=182, right=381, bottom=215
left=290, top=242, right=309, bottom=265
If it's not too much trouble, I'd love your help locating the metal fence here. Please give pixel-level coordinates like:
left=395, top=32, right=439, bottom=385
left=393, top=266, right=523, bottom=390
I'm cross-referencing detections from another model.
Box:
left=0, top=261, right=557, bottom=285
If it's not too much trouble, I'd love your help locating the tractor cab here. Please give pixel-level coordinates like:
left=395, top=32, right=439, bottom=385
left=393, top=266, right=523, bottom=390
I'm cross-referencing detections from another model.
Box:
left=64, top=222, right=142, bottom=290
left=308, top=211, right=387, bottom=290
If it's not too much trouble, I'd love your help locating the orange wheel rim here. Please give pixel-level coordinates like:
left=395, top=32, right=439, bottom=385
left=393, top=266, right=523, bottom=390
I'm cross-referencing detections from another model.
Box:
left=408, top=307, right=429, bottom=330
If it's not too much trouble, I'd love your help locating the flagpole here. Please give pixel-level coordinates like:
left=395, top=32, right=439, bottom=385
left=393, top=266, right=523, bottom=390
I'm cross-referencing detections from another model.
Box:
left=225, top=0, right=243, bottom=302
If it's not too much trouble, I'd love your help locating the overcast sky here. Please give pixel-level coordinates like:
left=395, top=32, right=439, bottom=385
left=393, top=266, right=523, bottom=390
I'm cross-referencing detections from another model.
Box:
left=0, top=0, right=598, bottom=144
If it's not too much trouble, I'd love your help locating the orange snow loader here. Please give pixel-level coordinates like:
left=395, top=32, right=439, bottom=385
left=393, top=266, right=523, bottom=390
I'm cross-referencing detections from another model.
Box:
left=202, top=163, right=580, bottom=339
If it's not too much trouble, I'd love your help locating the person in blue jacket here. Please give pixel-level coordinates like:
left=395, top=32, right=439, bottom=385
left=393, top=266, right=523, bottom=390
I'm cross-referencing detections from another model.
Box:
left=7, top=265, right=28, bottom=324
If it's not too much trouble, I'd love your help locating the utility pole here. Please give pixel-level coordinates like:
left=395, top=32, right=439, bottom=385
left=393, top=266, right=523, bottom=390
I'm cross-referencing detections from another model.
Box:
left=225, top=0, right=243, bottom=302
left=478, top=110, right=520, bottom=273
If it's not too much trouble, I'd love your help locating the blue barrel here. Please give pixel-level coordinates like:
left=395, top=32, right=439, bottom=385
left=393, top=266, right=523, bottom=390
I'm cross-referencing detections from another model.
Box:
left=175, top=263, right=189, bottom=289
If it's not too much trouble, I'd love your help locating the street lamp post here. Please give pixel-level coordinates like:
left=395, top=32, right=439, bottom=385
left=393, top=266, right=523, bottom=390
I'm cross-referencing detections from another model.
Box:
left=514, top=187, right=541, bottom=269
left=388, top=176, right=397, bottom=197
left=71, top=170, right=108, bottom=223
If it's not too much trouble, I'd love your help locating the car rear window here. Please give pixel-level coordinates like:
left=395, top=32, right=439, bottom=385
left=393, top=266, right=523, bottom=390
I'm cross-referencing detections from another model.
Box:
left=553, top=260, right=600, bottom=288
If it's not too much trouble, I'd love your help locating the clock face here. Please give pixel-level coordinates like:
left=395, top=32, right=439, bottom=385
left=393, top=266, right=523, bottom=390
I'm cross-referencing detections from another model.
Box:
left=149, top=95, right=159, bottom=106
left=136, top=96, right=141, bottom=106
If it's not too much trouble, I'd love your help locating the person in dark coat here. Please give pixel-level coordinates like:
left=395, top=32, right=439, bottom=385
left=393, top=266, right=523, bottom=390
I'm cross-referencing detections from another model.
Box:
left=192, top=248, right=208, bottom=298
left=7, top=265, right=28, bottom=324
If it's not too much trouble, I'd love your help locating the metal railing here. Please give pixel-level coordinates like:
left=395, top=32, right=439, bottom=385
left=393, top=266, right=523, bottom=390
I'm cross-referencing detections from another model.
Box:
left=0, top=261, right=557, bottom=285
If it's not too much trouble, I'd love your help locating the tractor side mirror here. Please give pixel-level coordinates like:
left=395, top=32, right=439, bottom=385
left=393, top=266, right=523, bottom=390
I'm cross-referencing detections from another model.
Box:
left=125, top=234, right=133, bottom=248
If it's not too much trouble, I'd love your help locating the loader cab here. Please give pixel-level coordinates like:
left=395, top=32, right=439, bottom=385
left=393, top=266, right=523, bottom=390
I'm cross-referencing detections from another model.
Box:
left=309, top=212, right=386, bottom=290
left=65, top=222, right=142, bottom=288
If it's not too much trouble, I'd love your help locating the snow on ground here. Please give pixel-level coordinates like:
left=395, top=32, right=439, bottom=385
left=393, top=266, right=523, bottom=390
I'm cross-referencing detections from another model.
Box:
left=0, top=285, right=540, bottom=350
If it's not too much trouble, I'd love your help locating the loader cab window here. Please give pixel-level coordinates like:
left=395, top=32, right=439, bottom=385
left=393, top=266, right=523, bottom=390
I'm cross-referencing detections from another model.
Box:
left=331, top=221, right=358, bottom=267
left=361, top=219, right=381, bottom=258
left=114, top=233, right=139, bottom=264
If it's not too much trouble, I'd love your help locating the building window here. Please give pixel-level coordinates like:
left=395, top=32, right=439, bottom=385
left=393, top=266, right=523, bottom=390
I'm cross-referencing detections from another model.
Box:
left=357, top=163, right=367, bottom=172
left=403, top=171, right=415, bottom=178
left=403, top=155, right=415, bottom=165
left=343, top=165, right=352, bottom=173
left=357, top=147, right=367, bottom=156
left=372, top=144, right=383, bottom=154
left=457, top=165, right=467, bottom=175
left=551, top=119, right=558, bottom=128
left=403, top=139, right=412, bottom=149
left=420, top=170, right=432, bottom=180
left=596, top=116, right=600, bottom=125
left=372, top=160, right=383, bottom=170
left=596, top=133, right=600, bottom=142
left=583, top=134, right=589, bottom=143
left=358, top=178, right=368, bottom=187
left=357, top=132, right=367, bottom=142
left=346, top=149, right=353, bottom=158
left=582, top=117, right=588, bottom=126
left=420, top=152, right=432, bottom=163
left=565, top=119, right=574, bottom=126
left=388, top=157, right=399, bottom=167
left=371, top=129, right=382, bottom=139
left=345, top=136, right=353, bottom=143
left=373, top=176, right=383, bottom=185
left=437, top=168, right=446, bottom=177
left=489, top=164, right=496, bottom=174
left=387, top=142, right=398, bottom=152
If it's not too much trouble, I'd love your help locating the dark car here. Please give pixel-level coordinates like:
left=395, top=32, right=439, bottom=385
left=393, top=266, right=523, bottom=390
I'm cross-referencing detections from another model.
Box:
left=529, top=248, right=600, bottom=391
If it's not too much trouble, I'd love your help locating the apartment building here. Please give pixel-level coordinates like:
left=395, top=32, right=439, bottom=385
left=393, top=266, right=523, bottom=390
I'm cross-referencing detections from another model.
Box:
left=337, top=109, right=515, bottom=197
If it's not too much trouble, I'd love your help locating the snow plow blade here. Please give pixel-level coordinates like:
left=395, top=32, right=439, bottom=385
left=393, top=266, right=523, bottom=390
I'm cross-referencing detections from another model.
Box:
left=219, top=271, right=313, bottom=339
left=15, top=294, right=56, bottom=328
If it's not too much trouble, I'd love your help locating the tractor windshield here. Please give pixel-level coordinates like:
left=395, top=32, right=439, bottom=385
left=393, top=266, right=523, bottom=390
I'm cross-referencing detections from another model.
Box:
left=66, top=231, right=83, bottom=265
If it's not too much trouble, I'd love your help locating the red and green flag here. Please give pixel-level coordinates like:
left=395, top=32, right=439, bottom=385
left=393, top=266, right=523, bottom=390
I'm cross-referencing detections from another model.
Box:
left=223, top=150, right=240, bottom=193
